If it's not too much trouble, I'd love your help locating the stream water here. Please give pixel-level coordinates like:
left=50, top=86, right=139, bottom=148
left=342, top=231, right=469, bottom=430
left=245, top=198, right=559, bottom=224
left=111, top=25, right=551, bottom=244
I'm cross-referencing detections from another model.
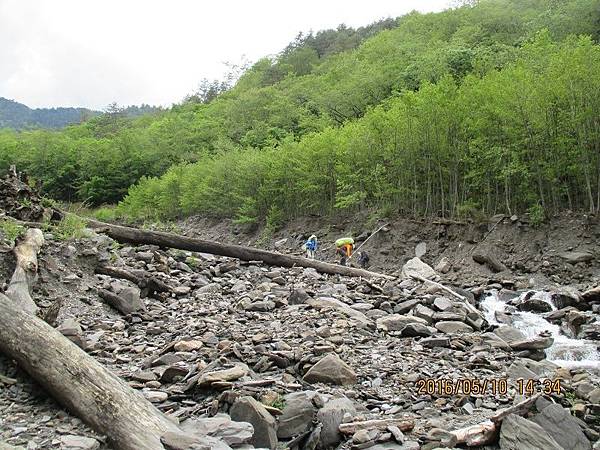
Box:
left=480, top=290, right=600, bottom=370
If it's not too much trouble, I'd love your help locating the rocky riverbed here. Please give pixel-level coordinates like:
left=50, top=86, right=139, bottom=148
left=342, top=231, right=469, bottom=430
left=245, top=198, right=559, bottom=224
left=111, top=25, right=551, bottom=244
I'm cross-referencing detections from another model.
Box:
left=1, top=220, right=600, bottom=450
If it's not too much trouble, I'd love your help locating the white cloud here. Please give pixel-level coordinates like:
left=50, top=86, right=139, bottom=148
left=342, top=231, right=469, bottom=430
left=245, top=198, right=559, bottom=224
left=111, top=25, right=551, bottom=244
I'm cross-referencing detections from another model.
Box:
left=0, top=0, right=451, bottom=109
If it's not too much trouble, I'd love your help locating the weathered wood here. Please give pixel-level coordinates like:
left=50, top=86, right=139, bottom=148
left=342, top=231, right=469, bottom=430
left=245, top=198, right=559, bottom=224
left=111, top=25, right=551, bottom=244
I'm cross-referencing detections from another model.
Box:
left=95, top=265, right=172, bottom=297
left=450, top=421, right=497, bottom=446
left=0, top=293, right=184, bottom=450
left=450, top=394, right=541, bottom=446
left=490, top=393, right=541, bottom=423
left=85, top=219, right=394, bottom=280
left=5, top=228, right=44, bottom=314
left=338, top=418, right=414, bottom=434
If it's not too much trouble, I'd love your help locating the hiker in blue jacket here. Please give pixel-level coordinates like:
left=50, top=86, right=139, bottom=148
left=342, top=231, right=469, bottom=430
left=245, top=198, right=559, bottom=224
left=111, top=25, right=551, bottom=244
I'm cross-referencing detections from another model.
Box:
left=305, top=234, right=318, bottom=259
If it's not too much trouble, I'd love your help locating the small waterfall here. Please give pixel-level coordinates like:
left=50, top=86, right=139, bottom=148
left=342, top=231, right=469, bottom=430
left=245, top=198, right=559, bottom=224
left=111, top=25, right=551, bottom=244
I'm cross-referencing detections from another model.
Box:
left=480, top=290, right=600, bottom=370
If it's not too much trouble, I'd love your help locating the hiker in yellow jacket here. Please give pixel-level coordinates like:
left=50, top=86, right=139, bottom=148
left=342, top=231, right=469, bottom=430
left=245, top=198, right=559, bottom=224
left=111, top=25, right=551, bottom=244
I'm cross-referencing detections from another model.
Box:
left=335, top=237, right=354, bottom=266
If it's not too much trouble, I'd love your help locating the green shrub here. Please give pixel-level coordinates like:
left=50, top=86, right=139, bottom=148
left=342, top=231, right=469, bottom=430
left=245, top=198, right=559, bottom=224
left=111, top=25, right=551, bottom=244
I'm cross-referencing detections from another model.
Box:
left=93, top=206, right=117, bottom=222
left=527, top=204, right=545, bottom=228
left=0, top=219, right=24, bottom=244
left=53, top=215, right=89, bottom=240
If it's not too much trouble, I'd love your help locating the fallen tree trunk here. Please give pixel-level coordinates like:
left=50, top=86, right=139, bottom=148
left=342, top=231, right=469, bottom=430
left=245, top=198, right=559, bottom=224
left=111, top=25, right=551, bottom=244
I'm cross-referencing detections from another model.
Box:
left=0, top=227, right=228, bottom=449
left=0, top=293, right=187, bottom=449
left=95, top=265, right=172, bottom=298
left=86, top=219, right=394, bottom=280
left=5, top=228, right=44, bottom=315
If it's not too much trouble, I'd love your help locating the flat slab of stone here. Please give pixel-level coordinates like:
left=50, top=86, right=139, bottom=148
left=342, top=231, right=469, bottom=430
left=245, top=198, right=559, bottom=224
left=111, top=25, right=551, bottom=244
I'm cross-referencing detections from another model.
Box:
left=530, top=404, right=591, bottom=450
left=435, top=321, right=473, bottom=334
left=303, top=354, right=357, bottom=386
left=499, top=414, right=562, bottom=450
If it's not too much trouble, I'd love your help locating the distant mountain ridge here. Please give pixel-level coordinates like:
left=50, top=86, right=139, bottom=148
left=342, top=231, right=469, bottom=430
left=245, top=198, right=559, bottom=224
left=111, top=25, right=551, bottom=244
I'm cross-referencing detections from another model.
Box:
left=0, top=97, right=99, bottom=130
left=0, top=97, right=162, bottom=130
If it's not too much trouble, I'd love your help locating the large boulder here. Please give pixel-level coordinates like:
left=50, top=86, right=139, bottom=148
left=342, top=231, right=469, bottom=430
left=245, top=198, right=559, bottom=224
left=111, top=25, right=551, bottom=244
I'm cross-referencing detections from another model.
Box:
left=317, top=397, right=356, bottom=448
left=303, top=354, right=357, bottom=386
left=401, top=257, right=437, bottom=280
left=530, top=404, right=591, bottom=450
left=499, top=414, right=562, bottom=450
left=277, top=391, right=317, bottom=439
left=229, top=396, right=277, bottom=449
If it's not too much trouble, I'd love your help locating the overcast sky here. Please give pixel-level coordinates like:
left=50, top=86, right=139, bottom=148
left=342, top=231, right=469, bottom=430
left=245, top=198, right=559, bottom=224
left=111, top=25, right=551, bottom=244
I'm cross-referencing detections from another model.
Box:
left=0, top=0, right=451, bottom=110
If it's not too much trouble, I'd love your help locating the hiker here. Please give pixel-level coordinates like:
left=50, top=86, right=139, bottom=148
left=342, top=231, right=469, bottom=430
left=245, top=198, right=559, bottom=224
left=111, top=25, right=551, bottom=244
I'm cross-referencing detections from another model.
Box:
left=335, top=237, right=354, bottom=266
left=357, top=251, right=370, bottom=269
left=304, top=234, right=318, bottom=259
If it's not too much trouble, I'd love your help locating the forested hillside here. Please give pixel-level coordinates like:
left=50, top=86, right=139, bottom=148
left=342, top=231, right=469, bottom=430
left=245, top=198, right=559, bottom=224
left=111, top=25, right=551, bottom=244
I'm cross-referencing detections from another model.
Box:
left=1, top=0, right=599, bottom=224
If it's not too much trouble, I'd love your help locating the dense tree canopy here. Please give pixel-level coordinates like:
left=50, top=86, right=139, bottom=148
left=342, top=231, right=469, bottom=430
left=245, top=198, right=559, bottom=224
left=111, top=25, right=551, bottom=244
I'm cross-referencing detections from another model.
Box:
left=1, top=0, right=599, bottom=224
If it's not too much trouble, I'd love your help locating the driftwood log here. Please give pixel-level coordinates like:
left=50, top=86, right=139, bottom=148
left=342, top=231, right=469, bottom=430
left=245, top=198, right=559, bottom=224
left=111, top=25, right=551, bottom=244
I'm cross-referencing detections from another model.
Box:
left=5, top=228, right=44, bottom=315
left=95, top=265, right=172, bottom=298
left=86, top=219, right=394, bottom=280
left=0, top=228, right=229, bottom=450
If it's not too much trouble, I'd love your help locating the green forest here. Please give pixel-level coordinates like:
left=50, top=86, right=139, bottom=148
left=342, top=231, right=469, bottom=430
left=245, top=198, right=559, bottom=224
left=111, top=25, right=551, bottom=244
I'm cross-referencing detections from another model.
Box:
left=1, top=0, right=599, bottom=227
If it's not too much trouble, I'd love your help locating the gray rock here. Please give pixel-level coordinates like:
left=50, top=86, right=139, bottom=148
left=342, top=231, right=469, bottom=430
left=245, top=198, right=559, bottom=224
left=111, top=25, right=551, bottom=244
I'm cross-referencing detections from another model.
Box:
left=303, top=354, right=357, bottom=386
left=415, top=242, right=427, bottom=258
left=435, top=321, right=473, bottom=334
left=58, top=318, right=82, bottom=336
left=393, top=299, right=420, bottom=314
left=499, top=414, right=562, bottom=450
left=421, top=337, right=451, bottom=348
left=181, top=414, right=253, bottom=446
left=435, top=257, right=451, bottom=274
left=59, top=435, right=100, bottom=450
left=108, top=282, right=145, bottom=314
left=412, top=304, right=435, bottom=324
left=289, top=288, right=310, bottom=305
left=494, top=326, right=527, bottom=344
left=307, top=297, right=371, bottom=326
left=376, top=314, right=428, bottom=332
left=587, top=388, right=600, bottom=404
left=317, top=397, right=356, bottom=447
left=530, top=404, right=591, bottom=450
left=558, top=251, right=593, bottom=263
left=277, top=391, right=316, bottom=439
left=518, top=298, right=552, bottom=313
left=481, top=332, right=512, bottom=350
left=230, top=396, right=277, bottom=450
left=400, top=323, right=434, bottom=337
left=433, top=297, right=453, bottom=311
left=160, top=431, right=231, bottom=450
left=401, top=257, right=437, bottom=280
left=507, top=360, right=539, bottom=380
left=432, top=311, right=467, bottom=322
left=552, top=289, right=583, bottom=309
left=196, top=283, right=222, bottom=295
left=510, top=334, right=553, bottom=351
left=245, top=300, right=276, bottom=312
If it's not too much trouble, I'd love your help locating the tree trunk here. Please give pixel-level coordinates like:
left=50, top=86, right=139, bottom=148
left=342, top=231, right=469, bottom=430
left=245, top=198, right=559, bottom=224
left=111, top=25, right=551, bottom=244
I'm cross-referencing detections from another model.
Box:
left=0, top=293, right=190, bottom=450
left=95, top=265, right=172, bottom=298
left=5, top=228, right=44, bottom=315
left=86, top=219, right=394, bottom=280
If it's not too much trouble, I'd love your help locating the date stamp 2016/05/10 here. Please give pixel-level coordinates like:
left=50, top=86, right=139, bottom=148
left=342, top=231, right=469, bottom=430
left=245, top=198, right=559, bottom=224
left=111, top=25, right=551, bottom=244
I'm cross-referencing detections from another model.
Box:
left=416, top=378, right=562, bottom=396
